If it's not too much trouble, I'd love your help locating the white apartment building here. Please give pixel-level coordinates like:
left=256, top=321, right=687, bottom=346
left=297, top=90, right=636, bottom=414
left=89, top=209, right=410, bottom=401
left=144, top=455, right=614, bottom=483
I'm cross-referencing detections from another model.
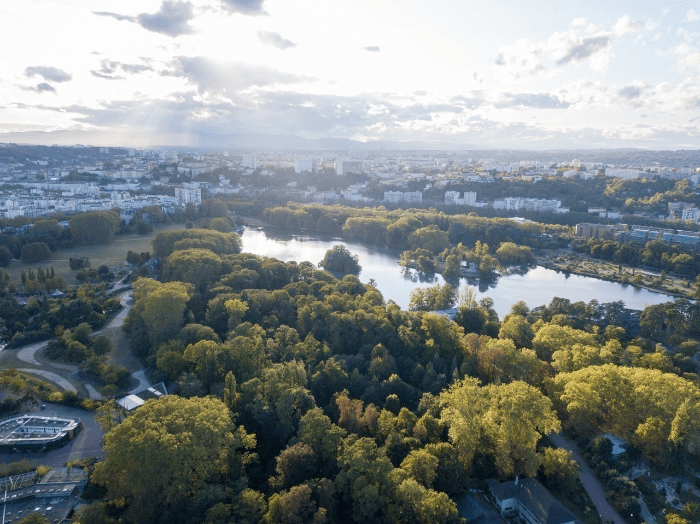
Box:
left=335, top=160, right=364, bottom=175
left=403, top=191, right=422, bottom=204
left=682, top=207, right=700, bottom=222
left=243, top=154, right=258, bottom=169
left=444, top=191, right=477, bottom=205
left=175, top=187, right=202, bottom=206
left=294, top=158, right=314, bottom=173
left=383, top=191, right=403, bottom=203
left=499, top=197, right=563, bottom=212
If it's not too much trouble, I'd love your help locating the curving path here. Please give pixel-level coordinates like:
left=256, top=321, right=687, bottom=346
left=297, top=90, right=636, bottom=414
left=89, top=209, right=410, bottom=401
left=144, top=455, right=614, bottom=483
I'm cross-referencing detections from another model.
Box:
left=85, top=384, right=103, bottom=400
left=129, top=369, right=151, bottom=394
left=549, top=433, right=626, bottom=524
left=5, top=289, right=138, bottom=397
left=18, top=368, right=77, bottom=394
left=16, top=340, right=50, bottom=366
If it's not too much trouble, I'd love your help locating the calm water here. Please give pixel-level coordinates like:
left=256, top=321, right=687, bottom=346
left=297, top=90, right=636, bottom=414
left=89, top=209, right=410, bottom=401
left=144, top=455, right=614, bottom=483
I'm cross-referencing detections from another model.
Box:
left=241, top=228, right=676, bottom=318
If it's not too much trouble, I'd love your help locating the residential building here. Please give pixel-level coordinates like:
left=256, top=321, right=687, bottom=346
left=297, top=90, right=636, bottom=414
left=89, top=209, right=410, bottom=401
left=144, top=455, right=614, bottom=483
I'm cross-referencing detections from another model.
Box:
left=445, top=191, right=477, bottom=205
left=403, top=191, right=422, bottom=203
left=682, top=207, right=699, bottom=222
left=575, top=223, right=629, bottom=240
left=175, top=187, right=201, bottom=206
left=295, top=158, right=314, bottom=173
left=383, top=191, right=403, bottom=203
left=489, top=478, right=581, bottom=524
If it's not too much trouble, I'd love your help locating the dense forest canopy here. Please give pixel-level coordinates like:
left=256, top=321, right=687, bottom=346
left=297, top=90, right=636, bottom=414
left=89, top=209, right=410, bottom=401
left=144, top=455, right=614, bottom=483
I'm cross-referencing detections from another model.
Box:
left=72, top=222, right=700, bottom=524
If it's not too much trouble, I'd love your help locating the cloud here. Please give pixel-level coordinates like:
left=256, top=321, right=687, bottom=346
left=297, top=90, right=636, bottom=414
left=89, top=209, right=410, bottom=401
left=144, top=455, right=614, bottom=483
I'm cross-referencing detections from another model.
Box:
left=20, top=83, right=57, bottom=93
left=94, top=1, right=196, bottom=37
left=219, top=0, right=267, bottom=15
left=25, top=66, right=72, bottom=83
left=89, top=59, right=153, bottom=80
left=669, top=43, right=700, bottom=72
left=493, top=93, right=570, bottom=109
left=494, top=15, right=654, bottom=78
left=494, top=39, right=546, bottom=78
left=686, top=9, right=699, bottom=22
left=548, top=31, right=613, bottom=70
left=36, top=83, right=56, bottom=93
left=363, top=46, right=381, bottom=52
left=257, top=31, right=296, bottom=50
left=171, top=56, right=315, bottom=94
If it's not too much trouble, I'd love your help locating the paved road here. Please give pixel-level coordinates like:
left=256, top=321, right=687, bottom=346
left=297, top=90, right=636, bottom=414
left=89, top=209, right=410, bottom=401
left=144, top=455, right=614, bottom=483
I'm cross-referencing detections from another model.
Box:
left=101, top=291, right=133, bottom=331
left=85, top=384, right=103, bottom=400
left=17, top=369, right=77, bottom=394
left=129, top=370, right=151, bottom=393
left=16, top=341, right=50, bottom=366
left=549, top=433, right=626, bottom=524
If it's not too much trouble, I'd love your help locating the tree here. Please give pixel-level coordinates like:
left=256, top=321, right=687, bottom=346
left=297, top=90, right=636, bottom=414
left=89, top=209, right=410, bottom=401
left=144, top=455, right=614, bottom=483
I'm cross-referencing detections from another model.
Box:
left=92, top=396, right=255, bottom=523
left=407, top=225, right=450, bottom=254
left=20, top=242, right=51, bottom=263
left=69, top=257, right=90, bottom=271
left=0, top=246, right=12, bottom=266
left=209, top=217, right=233, bottom=233
left=128, top=278, right=193, bottom=347
left=400, top=449, right=439, bottom=488
left=498, top=314, right=534, bottom=348
left=409, top=284, right=456, bottom=311
left=335, top=436, right=396, bottom=523
left=319, top=245, right=361, bottom=276
left=439, top=378, right=560, bottom=477
left=164, top=248, right=223, bottom=292
left=269, top=442, right=317, bottom=490
left=69, top=211, right=120, bottom=244
left=541, top=447, right=579, bottom=495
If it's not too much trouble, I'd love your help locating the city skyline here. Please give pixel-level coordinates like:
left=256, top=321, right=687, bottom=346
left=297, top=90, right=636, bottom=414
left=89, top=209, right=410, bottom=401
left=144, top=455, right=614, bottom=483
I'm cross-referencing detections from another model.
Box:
left=2, top=0, right=700, bottom=149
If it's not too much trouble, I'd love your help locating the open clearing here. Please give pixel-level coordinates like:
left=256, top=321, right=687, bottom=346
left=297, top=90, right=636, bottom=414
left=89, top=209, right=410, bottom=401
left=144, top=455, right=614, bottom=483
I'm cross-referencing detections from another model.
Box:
left=4, top=222, right=185, bottom=284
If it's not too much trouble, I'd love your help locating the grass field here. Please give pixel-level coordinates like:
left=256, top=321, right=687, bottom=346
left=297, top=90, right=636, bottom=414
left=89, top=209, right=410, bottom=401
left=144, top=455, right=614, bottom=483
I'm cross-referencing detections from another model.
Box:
left=4, top=222, right=185, bottom=286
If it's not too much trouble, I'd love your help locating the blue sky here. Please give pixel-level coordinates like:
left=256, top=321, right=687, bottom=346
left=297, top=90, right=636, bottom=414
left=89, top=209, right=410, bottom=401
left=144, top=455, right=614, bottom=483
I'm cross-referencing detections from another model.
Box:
left=1, top=0, right=700, bottom=148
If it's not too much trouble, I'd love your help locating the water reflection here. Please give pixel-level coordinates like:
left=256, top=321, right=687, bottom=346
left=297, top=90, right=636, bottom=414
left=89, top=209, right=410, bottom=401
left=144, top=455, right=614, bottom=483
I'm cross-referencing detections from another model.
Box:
left=240, top=228, right=676, bottom=317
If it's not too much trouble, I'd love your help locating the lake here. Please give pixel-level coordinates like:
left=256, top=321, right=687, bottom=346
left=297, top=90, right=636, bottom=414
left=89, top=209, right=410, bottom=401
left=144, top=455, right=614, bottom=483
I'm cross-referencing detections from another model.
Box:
left=240, top=228, right=676, bottom=318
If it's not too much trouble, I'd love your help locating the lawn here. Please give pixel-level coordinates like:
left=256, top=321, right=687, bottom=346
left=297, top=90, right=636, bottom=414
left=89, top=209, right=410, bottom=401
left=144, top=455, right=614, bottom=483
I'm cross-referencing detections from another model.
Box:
left=4, top=222, right=185, bottom=286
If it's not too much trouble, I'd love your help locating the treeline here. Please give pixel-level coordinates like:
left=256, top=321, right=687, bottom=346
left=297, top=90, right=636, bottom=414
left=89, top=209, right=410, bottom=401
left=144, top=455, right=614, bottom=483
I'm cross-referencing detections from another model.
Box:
left=0, top=198, right=237, bottom=268
left=573, top=238, right=700, bottom=277
left=76, top=227, right=700, bottom=524
left=262, top=203, right=569, bottom=250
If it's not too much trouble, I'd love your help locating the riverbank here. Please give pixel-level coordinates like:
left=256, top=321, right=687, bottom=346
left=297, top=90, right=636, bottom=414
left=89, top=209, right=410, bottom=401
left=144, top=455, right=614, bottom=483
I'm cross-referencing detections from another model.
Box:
left=537, top=251, right=696, bottom=301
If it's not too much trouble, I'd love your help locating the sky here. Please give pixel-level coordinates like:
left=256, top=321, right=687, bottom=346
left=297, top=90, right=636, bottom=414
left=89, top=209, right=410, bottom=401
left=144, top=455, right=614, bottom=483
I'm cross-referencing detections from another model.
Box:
left=2, top=0, right=700, bottom=149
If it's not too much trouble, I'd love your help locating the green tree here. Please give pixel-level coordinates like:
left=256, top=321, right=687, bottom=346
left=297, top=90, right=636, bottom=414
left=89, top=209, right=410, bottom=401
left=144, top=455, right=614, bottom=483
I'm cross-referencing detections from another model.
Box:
left=208, top=217, right=233, bottom=232
left=400, top=449, right=439, bottom=488
left=0, top=246, right=12, bottom=266
left=409, top=283, right=456, bottom=311
left=92, top=396, right=255, bottom=524
left=319, top=245, right=362, bottom=276
left=407, top=225, right=450, bottom=254
left=69, top=211, right=120, bottom=244
left=20, top=242, right=51, bottom=263
left=541, top=447, right=579, bottom=495
left=498, top=314, right=534, bottom=348
left=335, top=436, right=396, bottom=523
left=128, top=278, right=193, bottom=347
